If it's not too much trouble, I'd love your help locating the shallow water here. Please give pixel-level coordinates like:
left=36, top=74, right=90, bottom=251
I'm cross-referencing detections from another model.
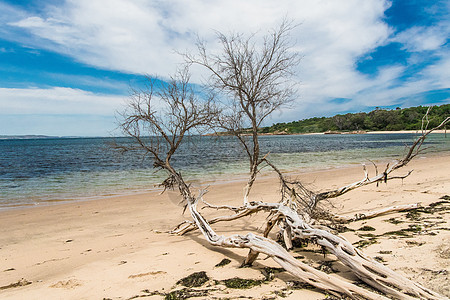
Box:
left=0, top=133, right=449, bottom=209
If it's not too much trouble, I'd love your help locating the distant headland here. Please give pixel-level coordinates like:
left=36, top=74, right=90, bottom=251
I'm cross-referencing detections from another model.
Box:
left=0, top=135, right=56, bottom=140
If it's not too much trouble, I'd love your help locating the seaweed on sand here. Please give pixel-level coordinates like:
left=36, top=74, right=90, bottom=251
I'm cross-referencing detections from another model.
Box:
left=354, top=237, right=378, bottom=248
left=214, top=258, right=231, bottom=267
left=358, top=225, right=376, bottom=231
left=221, top=277, right=265, bottom=289
left=0, top=279, right=32, bottom=290
left=177, top=271, right=209, bottom=288
left=164, top=288, right=209, bottom=300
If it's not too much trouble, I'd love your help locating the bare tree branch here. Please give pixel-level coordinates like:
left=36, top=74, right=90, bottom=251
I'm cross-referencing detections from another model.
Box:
left=315, top=114, right=450, bottom=205
left=185, top=19, right=300, bottom=204
left=115, top=66, right=219, bottom=197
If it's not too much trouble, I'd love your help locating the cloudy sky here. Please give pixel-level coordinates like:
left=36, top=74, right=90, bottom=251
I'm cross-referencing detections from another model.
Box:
left=0, top=0, right=449, bottom=136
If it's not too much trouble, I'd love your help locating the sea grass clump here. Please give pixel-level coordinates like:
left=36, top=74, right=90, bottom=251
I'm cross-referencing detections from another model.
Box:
left=215, top=258, right=231, bottom=267
left=383, top=230, right=412, bottom=237
left=287, top=280, right=316, bottom=290
left=222, top=277, right=264, bottom=289
left=358, top=225, right=376, bottom=231
left=354, top=238, right=378, bottom=248
left=385, top=218, right=403, bottom=225
left=164, top=288, right=209, bottom=300
left=176, top=271, right=209, bottom=287
left=406, top=210, right=421, bottom=221
left=374, top=256, right=386, bottom=263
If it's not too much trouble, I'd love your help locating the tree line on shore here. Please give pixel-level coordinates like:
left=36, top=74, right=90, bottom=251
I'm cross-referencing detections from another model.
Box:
left=262, top=104, right=450, bottom=134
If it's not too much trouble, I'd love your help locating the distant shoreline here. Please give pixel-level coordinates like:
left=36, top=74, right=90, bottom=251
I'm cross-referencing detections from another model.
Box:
left=207, top=129, right=449, bottom=136
left=0, top=135, right=55, bottom=140
left=2, top=129, right=448, bottom=140
left=0, top=135, right=83, bottom=140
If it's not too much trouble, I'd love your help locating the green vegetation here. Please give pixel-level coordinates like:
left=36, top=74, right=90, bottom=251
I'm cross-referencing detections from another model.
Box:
left=214, top=258, right=231, bottom=267
left=219, top=267, right=286, bottom=289
left=358, top=225, right=376, bottom=231
left=354, top=237, right=379, bottom=248
left=164, top=288, right=209, bottom=300
left=374, top=256, right=386, bottom=263
left=260, top=104, right=450, bottom=134
left=384, top=218, right=403, bottom=225
left=176, top=271, right=209, bottom=288
left=221, top=277, right=265, bottom=289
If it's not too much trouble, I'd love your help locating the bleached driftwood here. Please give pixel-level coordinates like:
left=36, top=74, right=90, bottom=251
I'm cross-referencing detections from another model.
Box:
left=187, top=193, right=389, bottom=300
left=268, top=203, right=443, bottom=299
left=174, top=195, right=445, bottom=299
left=170, top=117, right=450, bottom=299
left=332, top=203, right=420, bottom=223
left=199, top=200, right=445, bottom=299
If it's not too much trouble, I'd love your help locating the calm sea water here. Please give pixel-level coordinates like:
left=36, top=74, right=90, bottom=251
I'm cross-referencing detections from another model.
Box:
left=0, top=133, right=449, bottom=209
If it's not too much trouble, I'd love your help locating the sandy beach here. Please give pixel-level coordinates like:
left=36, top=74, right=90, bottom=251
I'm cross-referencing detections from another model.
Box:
left=1, top=153, right=449, bottom=299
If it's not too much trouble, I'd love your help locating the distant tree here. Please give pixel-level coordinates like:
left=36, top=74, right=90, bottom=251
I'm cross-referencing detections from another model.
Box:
left=332, top=114, right=346, bottom=130
left=259, top=104, right=450, bottom=133
left=349, top=112, right=366, bottom=130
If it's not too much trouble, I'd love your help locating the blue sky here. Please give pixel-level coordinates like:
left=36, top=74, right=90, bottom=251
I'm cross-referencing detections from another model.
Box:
left=0, top=0, right=449, bottom=136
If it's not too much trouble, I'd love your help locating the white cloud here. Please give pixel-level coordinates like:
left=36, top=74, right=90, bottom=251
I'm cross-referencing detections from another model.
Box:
left=0, top=87, right=124, bottom=115
left=7, top=1, right=391, bottom=74
left=393, top=25, right=449, bottom=52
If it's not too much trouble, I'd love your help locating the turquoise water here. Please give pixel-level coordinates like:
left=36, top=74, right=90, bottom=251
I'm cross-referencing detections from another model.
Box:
left=0, top=133, right=449, bottom=209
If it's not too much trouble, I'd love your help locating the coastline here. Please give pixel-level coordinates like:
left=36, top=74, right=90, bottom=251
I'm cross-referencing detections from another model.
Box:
left=366, top=129, right=448, bottom=134
left=1, top=153, right=449, bottom=299
left=208, top=129, right=449, bottom=136
left=282, top=129, right=449, bottom=135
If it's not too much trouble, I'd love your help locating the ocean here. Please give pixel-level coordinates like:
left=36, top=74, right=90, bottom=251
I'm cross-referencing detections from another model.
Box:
left=1, top=133, right=449, bottom=209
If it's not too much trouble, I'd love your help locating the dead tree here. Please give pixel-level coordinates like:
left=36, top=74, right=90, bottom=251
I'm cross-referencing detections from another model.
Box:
left=184, top=19, right=300, bottom=204
left=117, top=73, right=448, bottom=298
left=172, top=108, right=449, bottom=299
left=116, top=67, right=401, bottom=299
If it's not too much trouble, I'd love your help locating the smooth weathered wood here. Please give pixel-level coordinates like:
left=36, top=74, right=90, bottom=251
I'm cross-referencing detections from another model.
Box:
left=187, top=193, right=389, bottom=300
left=178, top=198, right=445, bottom=299
left=332, top=203, right=420, bottom=223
